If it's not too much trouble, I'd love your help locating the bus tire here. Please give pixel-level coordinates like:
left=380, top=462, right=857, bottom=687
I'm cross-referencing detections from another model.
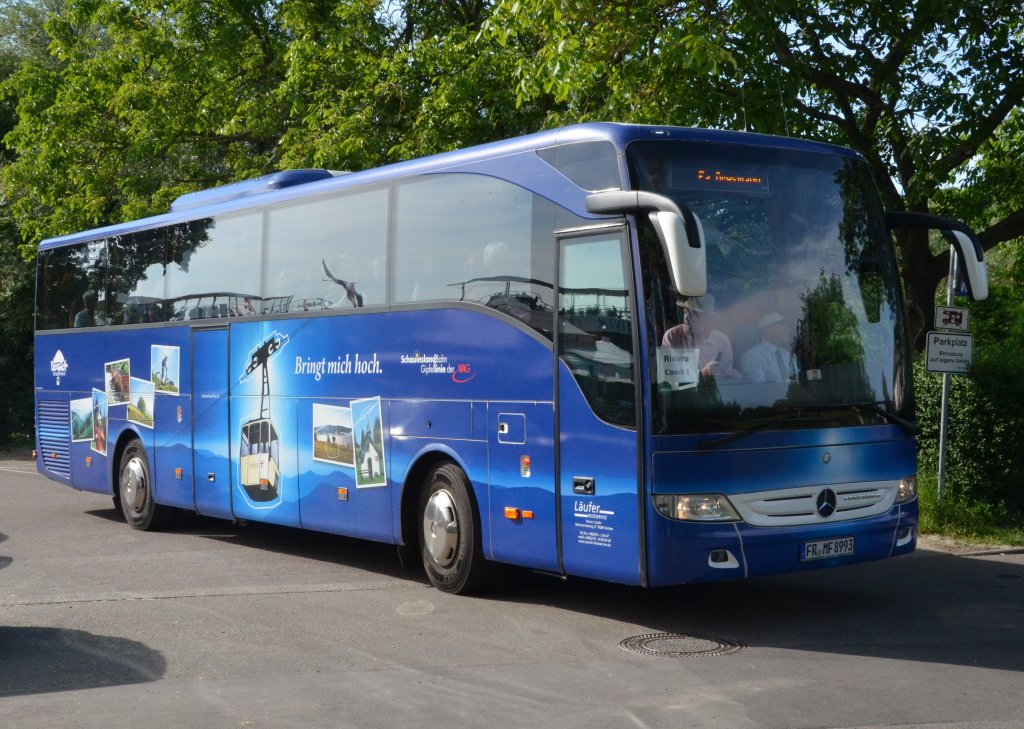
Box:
left=418, top=462, right=488, bottom=595
left=117, top=440, right=171, bottom=531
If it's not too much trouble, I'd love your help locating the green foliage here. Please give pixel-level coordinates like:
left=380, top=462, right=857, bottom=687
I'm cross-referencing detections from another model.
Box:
left=800, top=272, right=864, bottom=366
left=2, top=0, right=294, bottom=250
left=487, top=0, right=1024, bottom=351
left=917, top=273, right=1024, bottom=531
left=482, top=1, right=738, bottom=128
left=917, top=472, right=1024, bottom=546
left=914, top=330, right=1024, bottom=520
left=0, top=211, right=34, bottom=439
left=0, top=0, right=54, bottom=439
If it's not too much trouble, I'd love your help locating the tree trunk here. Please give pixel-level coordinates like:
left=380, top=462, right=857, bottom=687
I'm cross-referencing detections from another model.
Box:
left=897, top=228, right=950, bottom=351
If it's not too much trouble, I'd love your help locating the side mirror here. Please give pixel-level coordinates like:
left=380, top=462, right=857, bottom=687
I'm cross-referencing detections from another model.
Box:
left=885, top=211, right=988, bottom=301
left=586, top=190, right=707, bottom=298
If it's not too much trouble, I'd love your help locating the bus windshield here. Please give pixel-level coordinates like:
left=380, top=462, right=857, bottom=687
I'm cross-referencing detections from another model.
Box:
left=628, top=140, right=912, bottom=435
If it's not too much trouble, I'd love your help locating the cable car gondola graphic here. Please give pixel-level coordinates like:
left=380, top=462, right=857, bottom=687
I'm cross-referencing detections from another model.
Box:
left=239, top=333, right=285, bottom=502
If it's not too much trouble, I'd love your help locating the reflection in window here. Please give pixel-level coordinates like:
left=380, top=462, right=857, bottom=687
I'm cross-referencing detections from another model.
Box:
left=559, top=234, right=635, bottom=427
left=629, top=141, right=909, bottom=434
left=537, top=141, right=621, bottom=191
left=107, top=230, right=166, bottom=324
left=36, top=240, right=106, bottom=330
left=166, top=213, right=262, bottom=321
left=394, top=173, right=557, bottom=339
left=264, top=187, right=388, bottom=311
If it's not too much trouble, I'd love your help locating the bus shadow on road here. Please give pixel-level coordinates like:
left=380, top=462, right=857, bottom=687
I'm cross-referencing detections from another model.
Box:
left=486, top=547, right=1024, bottom=673
left=0, top=626, right=166, bottom=697
left=76, top=505, right=1024, bottom=674
left=176, top=510, right=429, bottom=583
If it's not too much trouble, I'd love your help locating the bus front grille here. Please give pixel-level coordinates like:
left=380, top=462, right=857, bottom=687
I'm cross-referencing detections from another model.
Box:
left=730, top=481, right=900, bottom=527
left=37, top=400, right=71, bottom=479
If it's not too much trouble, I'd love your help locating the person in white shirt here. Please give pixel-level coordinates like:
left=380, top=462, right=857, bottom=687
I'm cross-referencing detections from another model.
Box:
left=661, top=294, right=740, bottom=379
left=74, top=291, right=100, bottom=327
left=741, top=312, right=797, bottom=383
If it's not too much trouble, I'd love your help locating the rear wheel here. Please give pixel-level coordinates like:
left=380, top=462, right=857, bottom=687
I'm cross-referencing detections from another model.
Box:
left=118, top=440, right=171, bottom=530
left=418, top=462, right=488, bottom=595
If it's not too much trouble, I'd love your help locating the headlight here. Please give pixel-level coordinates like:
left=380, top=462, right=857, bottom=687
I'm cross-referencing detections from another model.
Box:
left=653, top=494, right=740, bottom=521
left=895, top=475, right=917, bottom=503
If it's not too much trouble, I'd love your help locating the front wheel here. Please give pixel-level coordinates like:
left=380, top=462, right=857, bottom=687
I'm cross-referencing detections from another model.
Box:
left=118, top=440, right=172, bottom=531
left=418, top=462, right=488, bottom=595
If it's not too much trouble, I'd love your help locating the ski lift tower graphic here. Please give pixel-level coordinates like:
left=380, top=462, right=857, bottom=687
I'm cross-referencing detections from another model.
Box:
left=239, top=332, right=285, bottom=502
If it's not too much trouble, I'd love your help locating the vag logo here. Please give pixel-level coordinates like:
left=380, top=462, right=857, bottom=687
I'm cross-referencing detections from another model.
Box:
left=451, top=363, right=476, bottom=383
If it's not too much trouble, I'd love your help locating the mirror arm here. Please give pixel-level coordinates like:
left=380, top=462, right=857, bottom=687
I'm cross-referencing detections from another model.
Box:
left=585, top=190, right=681, bottom=217
left=885, top=211, right=983, bottom=262
left=885, top=211, right=988, bottom=301
left=586, top=191, right=701, bottom=248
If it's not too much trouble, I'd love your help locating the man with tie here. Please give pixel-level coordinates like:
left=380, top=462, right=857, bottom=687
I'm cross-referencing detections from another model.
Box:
left=741, top=312, right=798, bottom=383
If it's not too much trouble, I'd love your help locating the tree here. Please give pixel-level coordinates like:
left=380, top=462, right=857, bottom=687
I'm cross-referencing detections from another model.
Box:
left=0, top=0, right=556, bottom=249
left=0, top=0, right=63, bottom=439
left=4, top=0, right=1023, bottom=354
left=488, top=0, right=1024, bottom=348
left=2, top=0, right=294, bottom=250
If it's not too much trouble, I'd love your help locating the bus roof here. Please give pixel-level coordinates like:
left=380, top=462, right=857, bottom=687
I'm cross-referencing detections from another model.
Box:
left=38, top=123, right=861, bottom=251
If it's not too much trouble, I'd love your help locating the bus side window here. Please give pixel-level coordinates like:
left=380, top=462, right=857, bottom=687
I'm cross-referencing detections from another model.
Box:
left=107, top=230, right=166, bottom=325
left=167, top=215, right=261, bottom=321
left=264, top=187, right=388, bottom=311
left=393, top=173, right=559, bottom=339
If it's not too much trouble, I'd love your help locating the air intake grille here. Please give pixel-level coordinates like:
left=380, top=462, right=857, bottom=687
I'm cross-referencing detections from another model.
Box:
left=729, top=481, right=899, bottom=527
left=37, top=400, right=71, bottom=479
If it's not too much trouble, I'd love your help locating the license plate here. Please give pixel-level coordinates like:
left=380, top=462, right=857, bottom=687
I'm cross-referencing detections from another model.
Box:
left=801, top=536, right=855, bottom=561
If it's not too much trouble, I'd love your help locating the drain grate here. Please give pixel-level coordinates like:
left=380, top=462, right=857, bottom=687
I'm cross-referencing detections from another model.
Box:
left=619, top=632, right=744, bottom=658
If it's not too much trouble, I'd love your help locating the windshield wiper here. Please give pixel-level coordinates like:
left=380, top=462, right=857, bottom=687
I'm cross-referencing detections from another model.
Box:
left=850, top=402, right=918, bottom=435
left=695, top=402, right=916, bottom=451
left=697, top=412, right=821, bottom=451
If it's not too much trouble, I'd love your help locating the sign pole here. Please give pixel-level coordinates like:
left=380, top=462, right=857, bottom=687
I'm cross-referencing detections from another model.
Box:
left=936, top=246, right=958, bottom=507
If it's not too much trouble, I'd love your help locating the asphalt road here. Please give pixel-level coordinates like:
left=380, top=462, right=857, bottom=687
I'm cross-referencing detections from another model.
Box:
left=1, top=452, right=1022, bottom=729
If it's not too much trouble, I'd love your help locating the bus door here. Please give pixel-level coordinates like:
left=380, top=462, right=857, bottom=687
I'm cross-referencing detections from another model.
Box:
left=556, top=228, right=644, bottom=585
left=192, top=325, right=233, bottom=519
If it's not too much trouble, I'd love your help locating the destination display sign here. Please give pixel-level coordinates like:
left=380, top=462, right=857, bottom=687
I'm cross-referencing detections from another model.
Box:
left=674, top=165, right=770, bottom=193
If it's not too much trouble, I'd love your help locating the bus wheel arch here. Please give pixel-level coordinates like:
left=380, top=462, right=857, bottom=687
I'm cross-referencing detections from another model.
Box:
left=110, top=428, right=143, bottom=506
left=114, top=434, right=172, bottom=531
left=400, top=452, right=488, bottom=594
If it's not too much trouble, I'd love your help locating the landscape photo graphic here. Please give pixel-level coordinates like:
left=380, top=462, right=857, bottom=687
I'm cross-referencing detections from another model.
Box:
left=312, top=403, right=354, bottom=466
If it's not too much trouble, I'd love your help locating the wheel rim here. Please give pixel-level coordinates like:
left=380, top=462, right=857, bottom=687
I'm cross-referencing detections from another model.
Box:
left=122, top=456, right=147, bottom=513
left=423, top=488, right=459, bottom=568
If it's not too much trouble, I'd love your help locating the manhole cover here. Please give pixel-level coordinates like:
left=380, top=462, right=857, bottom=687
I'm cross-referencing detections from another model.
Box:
left=619, top=632, right=744, bottom=657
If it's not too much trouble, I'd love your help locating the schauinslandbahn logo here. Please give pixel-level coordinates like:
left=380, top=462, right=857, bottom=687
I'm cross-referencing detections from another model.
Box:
left=400, top=351, right=476, bottom=383
left=50, top=350, right=68, bottom=385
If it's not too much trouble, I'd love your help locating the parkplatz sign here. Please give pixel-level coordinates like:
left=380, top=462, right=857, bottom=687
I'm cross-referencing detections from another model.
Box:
left=925, top=330, right=973, bottom=374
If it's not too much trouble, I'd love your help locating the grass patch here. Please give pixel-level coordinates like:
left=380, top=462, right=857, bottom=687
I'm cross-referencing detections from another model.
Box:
left=917, top=471, right=1024, bottom=547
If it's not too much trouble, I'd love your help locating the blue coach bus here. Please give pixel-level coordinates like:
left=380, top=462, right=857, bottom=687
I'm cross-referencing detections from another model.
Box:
left=34, top=123, right=988, bottom=594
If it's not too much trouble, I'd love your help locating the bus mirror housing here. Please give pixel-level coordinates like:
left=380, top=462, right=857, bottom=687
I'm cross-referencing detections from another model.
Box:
left=586, top=190, right=707, bottom=298
left=886, top=212, right=989, bottom=301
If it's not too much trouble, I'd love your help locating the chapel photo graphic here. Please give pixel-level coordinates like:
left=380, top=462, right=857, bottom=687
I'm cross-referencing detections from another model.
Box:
left=351, top=397, right=386, bottom=487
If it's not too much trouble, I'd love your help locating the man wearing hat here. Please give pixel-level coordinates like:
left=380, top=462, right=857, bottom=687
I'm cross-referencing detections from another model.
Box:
left=741, top=312, right=798, bottom=383
left=661, top=294, right=739, bottom=378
